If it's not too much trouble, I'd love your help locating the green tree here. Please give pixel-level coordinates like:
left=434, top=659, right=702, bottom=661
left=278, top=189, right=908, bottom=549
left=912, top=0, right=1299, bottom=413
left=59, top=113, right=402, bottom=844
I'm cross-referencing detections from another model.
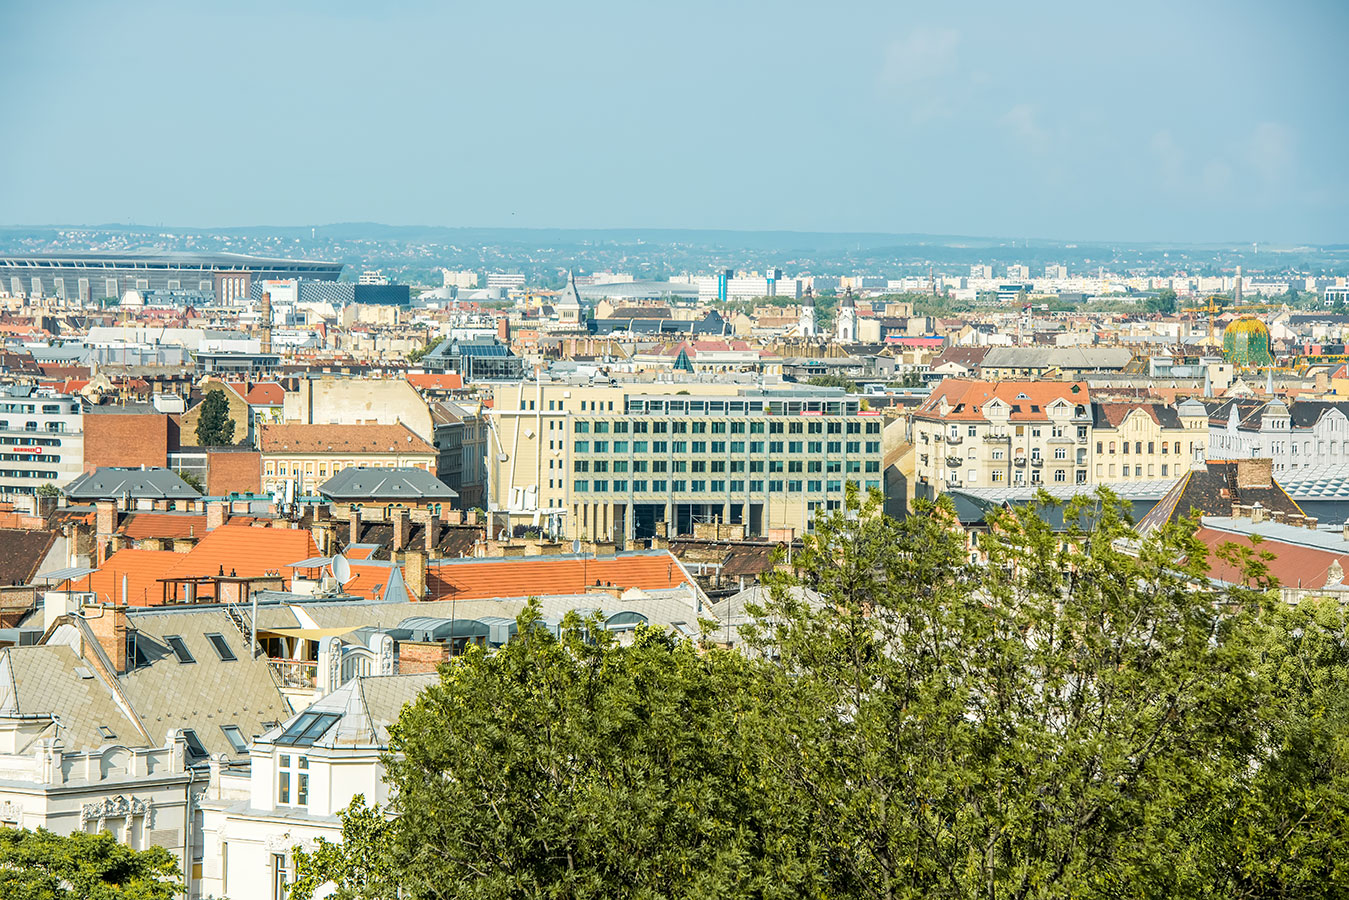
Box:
left=194, top=389, right=235, bottom=447
left=0, top=827, right=182, bottom=900
left=748, top=486, right=1273, bottom=899
left=35, top=482, right=60, bottom=498
left=292, top=604, right=820, bottom=900
left=1147, top=288, right=1179, bottom=314
left=805, top=374, right=860, bottom=392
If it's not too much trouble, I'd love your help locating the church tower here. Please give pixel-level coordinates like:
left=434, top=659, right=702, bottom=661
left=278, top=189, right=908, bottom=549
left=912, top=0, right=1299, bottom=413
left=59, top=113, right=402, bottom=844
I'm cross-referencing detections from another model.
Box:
left=836, top=286, right=857, bottom=343
left=799, top=285, right=817, bottom=337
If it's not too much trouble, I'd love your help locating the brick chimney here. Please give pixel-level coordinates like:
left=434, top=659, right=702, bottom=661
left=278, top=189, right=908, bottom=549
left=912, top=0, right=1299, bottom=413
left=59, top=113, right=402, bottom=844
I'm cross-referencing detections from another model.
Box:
left=1235, top=458, right=1273, bottom=491
left=348, top=508, right=361, bottom=546
left=95, top=500, right=118, bottom=537
left=86, top=605, right=130, bottom=675
left=392, top=508, right=410, bottom=552
left=205, top=500, right=229, bottom=531
left=403, top=549, right=427, bottom=600
left=424, top=512, right=439, bottom=553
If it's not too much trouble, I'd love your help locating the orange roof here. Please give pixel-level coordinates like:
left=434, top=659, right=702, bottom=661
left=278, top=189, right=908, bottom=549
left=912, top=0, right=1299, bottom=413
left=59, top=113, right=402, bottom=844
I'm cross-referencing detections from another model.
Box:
left=61, top=549, right=184, bottom=606
left=427, top=552, right=693, bottom=602
left=118, top=513, right=208, bottom=541
left=245, top=383, right=285, bottom=405
left=915, top=379, right=1089, bottom=422
left=407, top=372, right=464, bottom=391
left=257, top=423, right=435, bottom=455
left=164, top=524, right=318, bottom=580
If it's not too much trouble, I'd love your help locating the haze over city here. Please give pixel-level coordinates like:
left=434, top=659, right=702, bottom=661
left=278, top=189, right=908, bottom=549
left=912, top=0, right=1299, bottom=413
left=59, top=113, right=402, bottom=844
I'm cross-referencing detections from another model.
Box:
left=3, top=0, right=1346, bottom=243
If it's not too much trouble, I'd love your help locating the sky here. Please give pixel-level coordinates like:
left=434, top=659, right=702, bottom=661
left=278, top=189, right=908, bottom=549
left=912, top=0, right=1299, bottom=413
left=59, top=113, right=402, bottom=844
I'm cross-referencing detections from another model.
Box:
left=2, top=0, right=1346, bottom=243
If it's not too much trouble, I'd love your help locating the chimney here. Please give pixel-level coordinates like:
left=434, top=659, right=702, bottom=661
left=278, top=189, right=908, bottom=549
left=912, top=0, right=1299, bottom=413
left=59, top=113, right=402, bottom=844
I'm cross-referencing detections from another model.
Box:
left=1235, top=458, right=1273, bottom=491
left=424, top=511, right=439, bottom=553
left=86, top=605, right=130, bottom=675
left=259, top=292, right=273, bottom=355
left=348, top=508, right=361, bottom=546
left=403, top=549, right=427, bottom=600
left=205, top=500, right=228, bottom=531
left=1250, top=502, right=1267, bottom=524
left=497, top=315, right=510, bottom=343
left=95, top=500, right=118, bottom=537
left=392, top=508, right=410, bottom=551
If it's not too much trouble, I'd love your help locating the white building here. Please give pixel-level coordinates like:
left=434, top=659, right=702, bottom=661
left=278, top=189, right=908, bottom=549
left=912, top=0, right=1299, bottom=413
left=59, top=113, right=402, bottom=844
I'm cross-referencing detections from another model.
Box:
left=485, top=273, right=526, bottom=292
left=441, top=269, right=479, bottom=289
left=1207, top=399, right=1349, bottom=474
left=0, top=385, right=84, bottom=497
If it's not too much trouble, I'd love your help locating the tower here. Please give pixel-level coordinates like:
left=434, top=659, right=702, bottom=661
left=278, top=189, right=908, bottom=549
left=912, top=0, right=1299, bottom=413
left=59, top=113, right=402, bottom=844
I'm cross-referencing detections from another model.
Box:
left=259, top=291, right=272, bottom=355
left=799, top=285, right=817, bottom=337
left=1234, top=265, right=1243, bottom=305
left=836, top=286, right=857, bottom=343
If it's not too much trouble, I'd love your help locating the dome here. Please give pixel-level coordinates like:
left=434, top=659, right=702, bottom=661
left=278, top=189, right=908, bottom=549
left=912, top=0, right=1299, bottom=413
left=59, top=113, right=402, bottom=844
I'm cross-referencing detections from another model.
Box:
left=1222, top=315, right=1273, bottom=367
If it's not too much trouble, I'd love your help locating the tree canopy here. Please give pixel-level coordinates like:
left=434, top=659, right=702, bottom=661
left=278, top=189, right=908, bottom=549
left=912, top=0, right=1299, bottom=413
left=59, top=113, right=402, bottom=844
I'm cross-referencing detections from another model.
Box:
left=293, top=487, right=1349, bottom=900
left=0, top=827, right=182, bottom=900
left=193, top=388, right=235, bottom=447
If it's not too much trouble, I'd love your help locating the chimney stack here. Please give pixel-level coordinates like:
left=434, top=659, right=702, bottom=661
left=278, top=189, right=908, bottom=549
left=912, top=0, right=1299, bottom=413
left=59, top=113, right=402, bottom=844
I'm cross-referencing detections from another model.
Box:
left=86, top=605, right=130, bottom=675
left=403, top=549, right=427, bottom=600
left=348, top=508, right=361, bottom=546
left=1235, top=458, right=1273, bottom=491
left=205, top=500, right=229, bottom=531
left=425, top=511, right=439, bottom=553
left=392, top=508, right=410, bottom=551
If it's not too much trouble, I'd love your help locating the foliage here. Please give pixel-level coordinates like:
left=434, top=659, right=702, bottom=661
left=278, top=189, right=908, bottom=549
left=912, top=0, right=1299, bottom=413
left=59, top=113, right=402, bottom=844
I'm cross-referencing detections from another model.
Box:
left=0, top=827, right=182, bottom=900
left=179, top=472, right=205, bottom=493
left=194, top=389, right=235, bottom=447
left=1147, top=287, right=1179, bottom=314
left=805, top=374, right=860, bottom=392
left=406, top=341, right=434, bottom=364
left=35, top=482, right=60, bottom=497
left=292, top=486, right=1349, bottom=900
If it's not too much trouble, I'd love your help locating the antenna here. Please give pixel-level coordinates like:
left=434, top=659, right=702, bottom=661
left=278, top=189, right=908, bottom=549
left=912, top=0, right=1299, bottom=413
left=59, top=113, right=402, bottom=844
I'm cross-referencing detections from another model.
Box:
left=330, top=554, right=352, bottom=586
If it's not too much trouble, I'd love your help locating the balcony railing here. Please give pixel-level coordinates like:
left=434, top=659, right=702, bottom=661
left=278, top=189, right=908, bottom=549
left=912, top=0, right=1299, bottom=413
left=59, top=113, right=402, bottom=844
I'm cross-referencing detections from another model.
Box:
left=1013, top=457, right=1027, bottom=467
left=945, top=434, right=963, bottom=445
left=270, top=659, right=318, bottom=690
left=983, top=434, right=1011, bottom=443
left=1031, top=458, right=1044, bottom=467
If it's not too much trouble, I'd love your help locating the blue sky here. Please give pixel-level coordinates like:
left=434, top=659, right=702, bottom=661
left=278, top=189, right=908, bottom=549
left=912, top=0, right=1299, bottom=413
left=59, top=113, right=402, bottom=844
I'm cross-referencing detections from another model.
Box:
left=2, top=0, right=1345, bottom=243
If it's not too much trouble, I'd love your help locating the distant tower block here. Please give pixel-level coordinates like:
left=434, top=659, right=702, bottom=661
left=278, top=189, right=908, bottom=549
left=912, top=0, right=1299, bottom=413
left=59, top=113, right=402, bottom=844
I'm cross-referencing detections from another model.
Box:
left=836, top=286, right=857, bottom=343
left=1234, top=265, right=1243, bottom=305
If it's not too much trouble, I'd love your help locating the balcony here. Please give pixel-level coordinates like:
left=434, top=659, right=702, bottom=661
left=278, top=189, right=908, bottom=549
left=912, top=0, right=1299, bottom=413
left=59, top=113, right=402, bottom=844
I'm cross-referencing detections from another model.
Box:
left=983, top=434, right=1011, bottom=443
left=1013, top=457, right=1027, bottom=467
left=1048, top=435, right=1075, bottom=444
left=270, top=658, right=317, bottom=690
left=945, top=435, right=963, bottom=446
left=1030, top=458, right=1044, bottom=467
left=946, top=479, right=963, bottom=488
left=946, top=456, right=963, bottom=467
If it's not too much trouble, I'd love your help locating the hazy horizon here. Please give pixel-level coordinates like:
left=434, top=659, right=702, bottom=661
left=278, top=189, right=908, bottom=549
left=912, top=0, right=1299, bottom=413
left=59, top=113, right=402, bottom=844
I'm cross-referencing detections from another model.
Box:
left=3, top=0, right=1346, bottom=244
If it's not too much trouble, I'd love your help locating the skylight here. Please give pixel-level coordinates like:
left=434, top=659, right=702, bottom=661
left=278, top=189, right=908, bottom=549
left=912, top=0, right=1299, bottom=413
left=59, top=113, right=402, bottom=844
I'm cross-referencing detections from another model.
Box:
left=220, top=724, right=249, bottom=754
left=165, top=635, right=195, bottom=664
left=181, top=728, right=209, bottom=760
left=275, top=711, right=341, bottom=748
left=205, top=633, right=237, bottom=662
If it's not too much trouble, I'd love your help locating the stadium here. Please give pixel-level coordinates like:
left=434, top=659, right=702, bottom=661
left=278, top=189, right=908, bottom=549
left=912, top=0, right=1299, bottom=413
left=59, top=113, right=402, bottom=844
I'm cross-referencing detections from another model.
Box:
left=0, top=251, right=343, bottom=303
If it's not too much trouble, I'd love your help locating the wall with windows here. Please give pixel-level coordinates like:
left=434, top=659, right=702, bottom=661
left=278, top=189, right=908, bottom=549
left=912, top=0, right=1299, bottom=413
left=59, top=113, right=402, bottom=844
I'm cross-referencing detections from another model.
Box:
left=0, top=388, right=84, bottom=497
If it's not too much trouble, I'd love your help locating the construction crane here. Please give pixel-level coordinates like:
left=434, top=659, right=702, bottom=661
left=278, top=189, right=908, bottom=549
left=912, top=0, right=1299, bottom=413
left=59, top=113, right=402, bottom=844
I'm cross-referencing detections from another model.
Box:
left=1182, top=295, right=1285, bottom=349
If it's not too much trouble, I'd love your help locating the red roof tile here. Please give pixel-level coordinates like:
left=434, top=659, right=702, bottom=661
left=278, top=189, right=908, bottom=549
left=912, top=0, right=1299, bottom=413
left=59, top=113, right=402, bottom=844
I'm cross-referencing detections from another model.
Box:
left=61, top=549, right=185, bottom=606
left=117, top=513, right=208, bottom=541
left=427, top=552, right=693, bottom=601
left=164, top=524, right=318, bottom=580
left=407, top=373, right=464, bottom=391
left=257, top=423, right=435, bottom=455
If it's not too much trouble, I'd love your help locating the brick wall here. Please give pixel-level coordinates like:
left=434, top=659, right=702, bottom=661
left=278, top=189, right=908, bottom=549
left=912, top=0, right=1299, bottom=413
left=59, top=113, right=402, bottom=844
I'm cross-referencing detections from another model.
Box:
left=207, top=450, right=261, bottom=496
left=397, top=641, right=450, bottom=674
left=84, top=413, right=170, bottom=471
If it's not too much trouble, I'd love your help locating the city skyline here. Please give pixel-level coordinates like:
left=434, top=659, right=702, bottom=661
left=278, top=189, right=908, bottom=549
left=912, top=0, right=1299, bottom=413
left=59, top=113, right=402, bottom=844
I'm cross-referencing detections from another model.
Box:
left=2, top=0, right=1346, bottom=244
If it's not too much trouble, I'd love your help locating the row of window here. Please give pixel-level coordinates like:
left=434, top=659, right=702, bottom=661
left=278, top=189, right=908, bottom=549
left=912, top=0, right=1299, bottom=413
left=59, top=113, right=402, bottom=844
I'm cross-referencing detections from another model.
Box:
left=0, top=421, right=66, bottom=433
left=574, top=419, right=881, bottom=436
left=573, top=478, right=882, bottom=494
left=575, top=459, right=881, bottom=474
left=573, top=439, right=881, bottom=455
left=1096, top=440, right=1189, bottom=455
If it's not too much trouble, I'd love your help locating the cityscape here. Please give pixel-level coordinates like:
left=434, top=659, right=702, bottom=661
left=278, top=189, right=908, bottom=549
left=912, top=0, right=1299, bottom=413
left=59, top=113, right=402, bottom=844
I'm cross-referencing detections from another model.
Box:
left=1, top=1, right=1347, bottom=899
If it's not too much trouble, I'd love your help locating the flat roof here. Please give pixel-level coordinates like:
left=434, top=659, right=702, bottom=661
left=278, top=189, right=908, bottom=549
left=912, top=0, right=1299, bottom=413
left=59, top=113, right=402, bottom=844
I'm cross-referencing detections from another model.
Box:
left=0, top=251, right=342, bottom=270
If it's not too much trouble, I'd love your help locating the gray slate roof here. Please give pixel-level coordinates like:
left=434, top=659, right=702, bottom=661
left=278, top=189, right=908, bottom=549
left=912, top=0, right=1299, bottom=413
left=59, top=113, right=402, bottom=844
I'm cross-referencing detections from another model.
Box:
left=64, top=467, right=201, bottom=501
left=0, top=645, right=145, bottom=753
left=318, top=467, right=458, bottom=501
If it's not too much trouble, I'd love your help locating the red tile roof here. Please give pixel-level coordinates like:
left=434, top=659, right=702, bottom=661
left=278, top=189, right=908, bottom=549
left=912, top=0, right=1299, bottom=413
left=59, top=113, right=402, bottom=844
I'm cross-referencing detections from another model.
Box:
left=163, top=524, right=318, bottom=580
left=915, top=379, right=1089, bottom=422
left=60, top=549, right=184, bottom=606
left=427, top=552, right=693, bottom=601
left=245, top=383, right=285, bottom=405
left=257, top=423, right=435, bottom=455
left=1195, top=527, right=1346, bottom=589
left=407, top=373, right=464, bottom=391
left=117, top=513, right=208, bottom=541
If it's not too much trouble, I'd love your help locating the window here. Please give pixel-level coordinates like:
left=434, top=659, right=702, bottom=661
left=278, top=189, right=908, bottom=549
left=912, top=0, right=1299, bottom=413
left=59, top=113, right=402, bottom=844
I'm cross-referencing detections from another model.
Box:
left=276, top=711, right=340, bottom=747
left=1054, top=469, right=1066, bottom=483
left=181, top=729, right=209, bottom=760
left=98, top=725, right=117, bottom=740
left=165, top=635, right=195, bottom=664
left=272, top=853, right=289, bottom=900
left=221, top=724, right=249, bottom=754
left=278, top=753, right=310, bottom=806
left=206, top=633, right=237, bottom=661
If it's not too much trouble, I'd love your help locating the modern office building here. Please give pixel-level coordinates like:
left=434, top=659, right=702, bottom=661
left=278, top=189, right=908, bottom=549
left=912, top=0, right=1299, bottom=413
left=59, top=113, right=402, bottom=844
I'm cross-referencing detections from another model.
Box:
left=487, top=383, right=885, bottom=542
left=0, top=252, right=342, bottom=303
left=0, top=385, right=84, bottom=496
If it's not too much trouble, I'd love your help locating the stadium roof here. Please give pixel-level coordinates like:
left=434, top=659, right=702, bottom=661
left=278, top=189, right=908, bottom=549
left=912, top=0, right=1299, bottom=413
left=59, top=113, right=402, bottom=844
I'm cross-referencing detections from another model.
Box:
left=0, top=251, right=342, bottom=271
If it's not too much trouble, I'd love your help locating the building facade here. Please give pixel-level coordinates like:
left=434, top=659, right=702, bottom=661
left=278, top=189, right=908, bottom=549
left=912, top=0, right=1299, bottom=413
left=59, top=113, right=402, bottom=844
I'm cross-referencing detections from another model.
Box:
left=0, top=385, right=84, bottom=497
left=487, top=383, right=885, bottom=542
left=257, top=424, right=437, bottom=496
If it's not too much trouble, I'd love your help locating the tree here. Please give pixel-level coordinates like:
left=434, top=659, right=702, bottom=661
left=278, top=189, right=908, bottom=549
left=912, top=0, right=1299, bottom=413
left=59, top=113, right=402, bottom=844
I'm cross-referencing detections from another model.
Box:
left=1148, top=288, right=1179, bottom=314
left=194, top=389, right=235, bottom=447
left=179, top=472, right=204, bottom=494
left=0, top=827, right=182, bottom=900
left=748, top=486, right=1275, bottom=899
left=805, top=374, right=860, bottom=392
left=35, top=482, right=60, bottom=498
left=292, top=605, right=821, bottom=900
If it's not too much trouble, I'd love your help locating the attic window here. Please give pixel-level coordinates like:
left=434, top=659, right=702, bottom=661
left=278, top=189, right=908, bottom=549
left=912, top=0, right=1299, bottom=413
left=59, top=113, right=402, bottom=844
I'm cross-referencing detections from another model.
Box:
left=1031, top=405, right=1041, bottom=412
left=181, top=728, right=209, bottom=760
left=1017, top=393, right=1029, bottom=399
left=220, top=724, right=249, bottom=754
left=165, top=635, right=195, bottom=664
left=276, top=711, right=341, bottom=748
left=206, top=633, right=237, bottom=662
left=98, top=725, right=116, bottom=740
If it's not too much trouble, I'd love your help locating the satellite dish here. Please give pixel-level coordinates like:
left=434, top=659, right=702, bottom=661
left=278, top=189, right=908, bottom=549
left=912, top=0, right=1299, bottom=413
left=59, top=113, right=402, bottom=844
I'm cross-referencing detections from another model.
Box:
left=331, top=554, right=352, bottom=585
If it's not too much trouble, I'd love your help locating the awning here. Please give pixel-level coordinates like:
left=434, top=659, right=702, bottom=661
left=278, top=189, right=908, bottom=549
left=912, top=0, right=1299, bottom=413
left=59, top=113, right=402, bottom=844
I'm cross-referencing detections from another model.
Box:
left=40, top=566, right=99, bottom=583
left=263, top=626, right=359, bottom=640
left=286, top=557, right=333, bottom=569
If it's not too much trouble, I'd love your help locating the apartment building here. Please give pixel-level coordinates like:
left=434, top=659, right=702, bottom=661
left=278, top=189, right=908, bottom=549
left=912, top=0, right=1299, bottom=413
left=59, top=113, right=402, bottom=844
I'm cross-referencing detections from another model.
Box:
left=0, top=384, right=84, bottom=496
left=1090, top=400, right=1208, bottom=483
left=912, top=381, right=1093, bottom=497
left=1206, top=398, right=1349, bottom=474
left=257, top=423, right=437, bottom=496
left=487, top=383, right=885, bottom=542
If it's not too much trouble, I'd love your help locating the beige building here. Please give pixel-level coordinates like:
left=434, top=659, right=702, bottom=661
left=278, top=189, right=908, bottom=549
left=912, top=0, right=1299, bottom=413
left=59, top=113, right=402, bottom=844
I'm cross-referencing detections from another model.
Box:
left=257, top=423, right=436, bottom=496
left=1091, top=399, right=1208, bottom=483
left=912, top=380, right=1093, bottom=497
left=282, top=376, right=435, bottom=443
left=487, top=382, right=885, bottom=543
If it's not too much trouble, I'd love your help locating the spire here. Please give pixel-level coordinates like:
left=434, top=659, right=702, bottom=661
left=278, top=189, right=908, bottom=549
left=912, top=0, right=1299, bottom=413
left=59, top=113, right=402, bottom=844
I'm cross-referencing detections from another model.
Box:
left=841, top=285, right=855, bottom=308
left=803, top=284, right=815, bottom=308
